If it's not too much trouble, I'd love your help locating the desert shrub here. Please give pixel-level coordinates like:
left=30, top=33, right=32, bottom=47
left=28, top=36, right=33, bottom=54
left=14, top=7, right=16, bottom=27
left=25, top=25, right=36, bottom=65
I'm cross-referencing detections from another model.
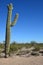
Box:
left=9, top=43, right=43, bottom=54
left=10, top=44, right=23, bottom=52
left=32, top=46, right=40, bottom=51
left=0, top=50, right=2, bottom=53
left=0, top=44, right=4, bottom=49
left=30, top=41, right=37, bottom=46
left=0, top=44, right=4, bottom=54
left=24, top=44, right=32, bottom=48
left=9, top=45, right=18, bottom=54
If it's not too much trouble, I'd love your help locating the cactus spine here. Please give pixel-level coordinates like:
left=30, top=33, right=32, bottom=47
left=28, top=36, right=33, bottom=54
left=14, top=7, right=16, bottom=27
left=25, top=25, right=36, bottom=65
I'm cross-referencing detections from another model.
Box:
left=5, top=3, right=19, bottom=58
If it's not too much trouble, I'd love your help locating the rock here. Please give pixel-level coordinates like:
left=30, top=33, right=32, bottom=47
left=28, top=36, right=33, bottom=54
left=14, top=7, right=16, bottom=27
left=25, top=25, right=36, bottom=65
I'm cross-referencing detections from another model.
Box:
left=31, top=51, right=39, bottom=56
left=39, top=49, right=43, bottom=56
left=0, top=53, right=5, bottom=58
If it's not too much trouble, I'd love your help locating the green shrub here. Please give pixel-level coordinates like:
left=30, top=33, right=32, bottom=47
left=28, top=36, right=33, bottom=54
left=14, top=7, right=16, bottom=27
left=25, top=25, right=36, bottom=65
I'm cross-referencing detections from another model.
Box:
left=9, top=45, right=18, bottom=54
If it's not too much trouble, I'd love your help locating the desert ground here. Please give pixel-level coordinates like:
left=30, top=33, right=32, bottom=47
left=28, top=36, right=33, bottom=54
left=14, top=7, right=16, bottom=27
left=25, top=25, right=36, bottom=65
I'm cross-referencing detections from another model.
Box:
left=0, top=56, right=43, bottom=65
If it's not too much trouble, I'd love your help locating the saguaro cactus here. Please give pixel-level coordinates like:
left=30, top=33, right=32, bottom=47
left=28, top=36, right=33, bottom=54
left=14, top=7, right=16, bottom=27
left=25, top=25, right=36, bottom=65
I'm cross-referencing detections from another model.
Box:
left=5, top=3, right=19, bottom=58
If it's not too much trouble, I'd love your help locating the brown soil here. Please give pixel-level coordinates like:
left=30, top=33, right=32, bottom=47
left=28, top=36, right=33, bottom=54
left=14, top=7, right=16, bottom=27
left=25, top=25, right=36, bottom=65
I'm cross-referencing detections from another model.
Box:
left=0, top=56, right=43, bottom=65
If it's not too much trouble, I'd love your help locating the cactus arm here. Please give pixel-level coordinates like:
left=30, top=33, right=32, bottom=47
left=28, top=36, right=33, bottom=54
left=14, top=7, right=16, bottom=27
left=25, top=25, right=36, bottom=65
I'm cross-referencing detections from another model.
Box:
left=10, top=13, right=19, bottom=27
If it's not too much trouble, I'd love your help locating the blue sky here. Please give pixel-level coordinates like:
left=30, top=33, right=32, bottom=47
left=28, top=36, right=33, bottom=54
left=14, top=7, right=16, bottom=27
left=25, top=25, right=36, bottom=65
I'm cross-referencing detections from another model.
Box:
left=0, top=0, right=43, bottom=43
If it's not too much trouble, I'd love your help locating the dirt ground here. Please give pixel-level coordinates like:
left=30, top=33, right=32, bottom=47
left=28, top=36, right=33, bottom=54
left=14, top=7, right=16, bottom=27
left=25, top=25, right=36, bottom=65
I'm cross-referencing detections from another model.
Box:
left=0, top=56, right=43, bottom=65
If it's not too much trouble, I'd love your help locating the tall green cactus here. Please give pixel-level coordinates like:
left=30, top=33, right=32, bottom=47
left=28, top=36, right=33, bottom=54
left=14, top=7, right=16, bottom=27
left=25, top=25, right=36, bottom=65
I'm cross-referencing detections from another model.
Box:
left=5, top=3, right=19, bottom=58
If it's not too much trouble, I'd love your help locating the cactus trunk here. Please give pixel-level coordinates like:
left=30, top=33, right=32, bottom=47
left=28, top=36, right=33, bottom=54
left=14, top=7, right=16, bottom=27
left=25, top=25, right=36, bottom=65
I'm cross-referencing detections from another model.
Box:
left=5, top=3, right=19, bottom=58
